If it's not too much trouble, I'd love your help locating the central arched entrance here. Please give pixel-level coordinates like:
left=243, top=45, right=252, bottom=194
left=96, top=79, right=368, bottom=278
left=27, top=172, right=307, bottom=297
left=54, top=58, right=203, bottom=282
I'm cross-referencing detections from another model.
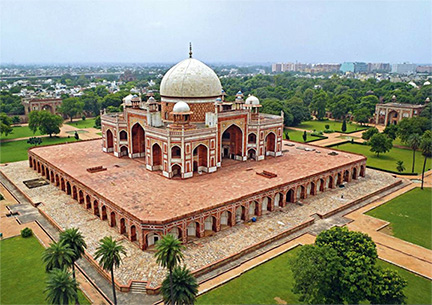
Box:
left=131, top=123, right=145, bottom=157
left=193, top=144, right=208, bottom=172
left=221, top=124, right=243, bottom=161
left=265, top=132, right=276, bottom=157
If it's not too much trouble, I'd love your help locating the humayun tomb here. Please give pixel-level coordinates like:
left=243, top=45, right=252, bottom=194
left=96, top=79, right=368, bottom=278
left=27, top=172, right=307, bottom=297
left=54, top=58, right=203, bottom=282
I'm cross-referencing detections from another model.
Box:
left=27, top=51, right=367, bottom=251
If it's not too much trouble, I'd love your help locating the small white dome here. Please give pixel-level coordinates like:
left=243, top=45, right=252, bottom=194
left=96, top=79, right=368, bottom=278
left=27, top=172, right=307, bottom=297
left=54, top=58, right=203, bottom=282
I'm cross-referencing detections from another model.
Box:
left=424, top=81, right=431, bottom=86
left=245, top=95, right=260, bottom=105
left=173, top=101, right=190, bottom=113
left=123, top=94, right=134, bottom=106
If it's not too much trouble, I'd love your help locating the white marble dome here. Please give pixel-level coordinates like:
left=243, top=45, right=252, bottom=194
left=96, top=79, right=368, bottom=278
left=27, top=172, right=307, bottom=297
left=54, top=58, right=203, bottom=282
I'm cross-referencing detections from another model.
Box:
left=160, top=58, right=222, bottom=98
left=245, top=95, right=260, bottom=105
left=172, top=101, right=190, bottom=113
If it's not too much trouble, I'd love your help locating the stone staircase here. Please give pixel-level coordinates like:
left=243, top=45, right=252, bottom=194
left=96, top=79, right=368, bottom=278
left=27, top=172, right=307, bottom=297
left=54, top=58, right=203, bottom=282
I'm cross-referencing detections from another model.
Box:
left=130, top=281, right=147, bottom=294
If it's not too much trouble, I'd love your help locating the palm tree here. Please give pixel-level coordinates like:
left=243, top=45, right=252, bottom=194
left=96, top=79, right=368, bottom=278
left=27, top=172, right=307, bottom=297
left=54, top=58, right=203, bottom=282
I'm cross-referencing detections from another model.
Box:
left=45, top=268, right=78, bottom=305
left=155, top=235, right=185, bottom=305
left=407, top=133, right=421, bottom=173
left=420, top=131, right=432, bottom=189
left=94, top=236, right=126, bottom=305
left=42, top=240, right=74, bottom=272
left=60, top=228, right=87, bottom=304
left=161, top=266, right=198, bottom=305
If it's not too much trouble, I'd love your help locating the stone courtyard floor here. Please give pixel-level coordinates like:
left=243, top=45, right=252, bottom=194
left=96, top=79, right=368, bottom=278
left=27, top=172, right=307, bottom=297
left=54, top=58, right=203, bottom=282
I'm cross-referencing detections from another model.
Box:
left=1, top=161, right=399, bottom=288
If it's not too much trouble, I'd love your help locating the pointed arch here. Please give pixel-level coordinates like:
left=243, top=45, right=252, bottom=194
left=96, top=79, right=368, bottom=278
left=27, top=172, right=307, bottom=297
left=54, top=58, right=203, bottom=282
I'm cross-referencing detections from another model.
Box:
left=221, top=124, right=243, bottom=161
left=131, top=123, right=145, bottom=157
left=106, top=129, right=114, bottom=152
left=152, top=143, right=162, bottom=168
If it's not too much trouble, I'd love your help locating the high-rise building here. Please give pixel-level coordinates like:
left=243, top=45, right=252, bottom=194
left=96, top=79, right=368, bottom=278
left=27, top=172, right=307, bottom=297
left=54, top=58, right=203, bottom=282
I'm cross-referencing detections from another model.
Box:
left=367, top=63, right=391, bottom=73
left=391, top=63, right=417, bottom=74
left=340, top=62, right=367, bottom=73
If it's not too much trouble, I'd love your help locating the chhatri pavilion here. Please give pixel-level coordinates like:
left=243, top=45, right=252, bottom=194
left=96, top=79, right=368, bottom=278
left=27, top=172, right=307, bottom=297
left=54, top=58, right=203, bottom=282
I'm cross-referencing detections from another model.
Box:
left=28, top=50, right=366, bottom=250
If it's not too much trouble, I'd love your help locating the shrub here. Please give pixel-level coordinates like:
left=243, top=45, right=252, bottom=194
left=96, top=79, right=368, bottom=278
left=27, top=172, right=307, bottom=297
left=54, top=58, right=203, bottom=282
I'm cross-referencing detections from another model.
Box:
left=362, top=127, right=379, bottom=140
left=81, top=115, right=86, bottom=121
left=21, top=227, right=33, bottom=238
left=323, top=129, right=334, bottom=133
left=311, top=131, right=323, bottom=136
left=325, top=124, right=330, bottom=130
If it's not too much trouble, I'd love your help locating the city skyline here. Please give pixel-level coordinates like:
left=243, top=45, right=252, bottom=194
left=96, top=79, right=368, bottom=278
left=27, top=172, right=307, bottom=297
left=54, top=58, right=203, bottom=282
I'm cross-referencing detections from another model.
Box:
left=1, top=0, right=431, bottom=64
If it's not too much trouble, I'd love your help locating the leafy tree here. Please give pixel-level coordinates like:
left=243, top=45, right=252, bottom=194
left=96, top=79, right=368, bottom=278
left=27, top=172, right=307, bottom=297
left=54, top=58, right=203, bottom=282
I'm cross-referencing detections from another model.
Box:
left=354, top=107, right=370, bottom=125
left=45, top=268, right=78, bottom=305
left=0, top=91, right=24, bottom=115
left=369, top=267, right=407, bottom=305
left=94, top=115, right=101, bottom=129
left=28, top=111, right=63, bottom=137
left=286, top=97, right=310, bottom=126
left=420, top=130, right=432, bottom=189
left=383, top=124, right=398, bottom=140
left=397, top=117, right=428, bottom=143
left=58, top=97, right=84, bottom=122
left=407, top=134, right=421, bottom=173
left=291, top=245, right=343, bottom=304
left=396, top=160, right=405, bottom=173
left=160, top=266, right=198, bottom=305
left=302, top=131, right=307, bottom=142
left=42, top=240, right=74, bottom=272
left=12, top=115, right=20, bottom=124
left=27, top=137, right=42, bottom=146
left=0, top=112, right=12, bottom=136
left=261, top=98, right=293, bottom=126
left=59, top=228, right=87, bottom=304
left=341, top=119, right=347, bottom=132
left=94, top=236, right=126, bottom=305
left=311, top=91, right=327, bottom=120
left=155, top=235, right=185, bottom=305
left=303, top=88, right=314, bottom=107
left=362, top=127, right=379, bottom=140
left=370, top=133, right=393, bottom=157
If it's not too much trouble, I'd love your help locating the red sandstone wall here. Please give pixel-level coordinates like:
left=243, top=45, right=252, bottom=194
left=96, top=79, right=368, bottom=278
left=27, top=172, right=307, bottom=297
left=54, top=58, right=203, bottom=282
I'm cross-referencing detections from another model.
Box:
left=161, top=102, right=215, bottom=122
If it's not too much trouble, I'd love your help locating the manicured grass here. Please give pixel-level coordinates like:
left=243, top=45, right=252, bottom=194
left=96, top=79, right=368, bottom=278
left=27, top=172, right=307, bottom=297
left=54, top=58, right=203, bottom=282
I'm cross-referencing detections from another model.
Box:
left=0, top=236, right=90, bottom=305
left=197, top=247, right=302, bottom=304
left=297, top=120, right=368, bottom=133
left=66, top=118, right=97, bottom=129
left=284, top=128, right=325, bottom=143
left=332, top=142, right=431, bottom=174
left=377, top=259, right=432, bottom=305
left=197, top=246, right=432, bottom=305
left=0, top=126, right=41, bottom=140
left=0, top=137, right=79, bottom=163
left=366, top=188, right=432, bottom=249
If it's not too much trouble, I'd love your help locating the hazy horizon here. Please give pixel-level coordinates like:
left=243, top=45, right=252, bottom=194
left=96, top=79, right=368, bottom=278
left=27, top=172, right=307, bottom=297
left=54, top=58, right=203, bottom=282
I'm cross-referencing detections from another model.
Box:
left=1, top=0, right=431, bottom=65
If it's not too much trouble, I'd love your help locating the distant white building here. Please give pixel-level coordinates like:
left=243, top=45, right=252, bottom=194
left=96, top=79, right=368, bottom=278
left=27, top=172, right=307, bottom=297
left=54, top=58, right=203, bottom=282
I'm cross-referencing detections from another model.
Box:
left=392, top=63, right=417, bottom=75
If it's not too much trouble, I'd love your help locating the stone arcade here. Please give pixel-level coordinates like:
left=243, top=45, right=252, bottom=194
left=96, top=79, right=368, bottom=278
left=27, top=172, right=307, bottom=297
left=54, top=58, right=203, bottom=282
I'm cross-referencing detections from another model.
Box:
left=28, top=53, right=367, bottom=251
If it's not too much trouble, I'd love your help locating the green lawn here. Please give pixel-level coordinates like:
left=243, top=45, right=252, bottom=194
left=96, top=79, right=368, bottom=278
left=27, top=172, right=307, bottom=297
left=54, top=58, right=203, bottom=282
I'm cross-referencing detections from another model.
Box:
left=297, top=120, right=368, bottom=133
left=332, top=142, right=431, bottom=174
left=0, top=126, right=41, bottom=140
left=66, top=118, right=97, bottom=129
left=0, top=236, right=90, bottom=305
left=284, top=128, right=325, bottom=143
left=366, top=188, right=431, bottom=249
left=197, top=246, right=432, bottom=304
left=0, top=137, right=79, bottom=163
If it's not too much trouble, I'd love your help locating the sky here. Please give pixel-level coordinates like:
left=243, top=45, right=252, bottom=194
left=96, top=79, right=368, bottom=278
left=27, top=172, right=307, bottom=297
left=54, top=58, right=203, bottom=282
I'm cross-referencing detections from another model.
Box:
left=1, top=0, right=431, bottom=64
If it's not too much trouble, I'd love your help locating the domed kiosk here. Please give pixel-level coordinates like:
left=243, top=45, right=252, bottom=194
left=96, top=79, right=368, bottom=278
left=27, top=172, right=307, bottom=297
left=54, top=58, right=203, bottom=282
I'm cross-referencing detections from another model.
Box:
left=160, top=56, right=222, bottom=123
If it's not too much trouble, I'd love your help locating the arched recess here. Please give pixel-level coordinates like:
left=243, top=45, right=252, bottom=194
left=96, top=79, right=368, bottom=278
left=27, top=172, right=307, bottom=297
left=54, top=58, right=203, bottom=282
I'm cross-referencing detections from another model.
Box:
left=172, top=164, right=182, bottom=178
left=308, top=182, right=316, bottom=196
left=72, top=186, right=77, bottom=200
left=93, top=200, right=100, bottom=217
left=327, top=176, right=334, bottom=189
left=249, top=201, right=259, bottom=217
left=131, top=123, right=145, bottom=157
left=235, top=206, right=246, bottom=223
left=42, top=104, right=53, bottom=113
left=168, top=227, right=182, bottom=240
left=274, top=193, right=282, bottom=207
left=248, top=133, right=257, bottom=144
left=29, top=157, right=33, bottom=168
left=130, top=225, right=137, bottom=242
left=146, top=232, right=160, bottom=247
left=319, top=178, right=325, bottom=192
left=204, top=216, right=217, bottom=233
left=297, top=185, right=306, bottom=199
left=46, top=169, right=50, bottom=181
left=337, top=173, right=342, bottom=185
left=78, top=190, right=84, bottom=204
left=110, top=212, right=116, bottom=227
left=360, top=165, right=366, bottom=177
left=265, top=132, right=276, bottom=156
left=101, top=206, right=107, bottom=220
left=187, top=222, right=200, bottom=238
left=120, top=146, right=128, bottom=157
left=41, top=165, right=45, bottom=176
left=352, top=167, right=358, bottom=180
left=106, top=129, right=114, bottom=153
left=37, top=162, right=41, bottom=173
left=85, top=195, right=91, bottom=209
left=220, top=211, right=232, bottom=227
left=60, top=178, right=65, bottom=191
left=120, top=218, right=127, bottom=236
left=119, top=130, right=128, bottom=141
left=50, top=171, right=55, bottom=183
left=55, top=174, right=60, bottom=187
left=171, top=145, right=181, bottom=158
left=262, top=197, right=272, bottom=212
left=193, top=144, right=208, bottom=172
left=343, top=170, right=350, bottom=182
left=152, top=143, right=162, bottom=169
left=247, top=148, right=257, bottom=160
left=221, top=124, right=243, bottom=161
left=287, top=189, right=295, bottom=203
left=66, top=182, right=72, bottom=195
